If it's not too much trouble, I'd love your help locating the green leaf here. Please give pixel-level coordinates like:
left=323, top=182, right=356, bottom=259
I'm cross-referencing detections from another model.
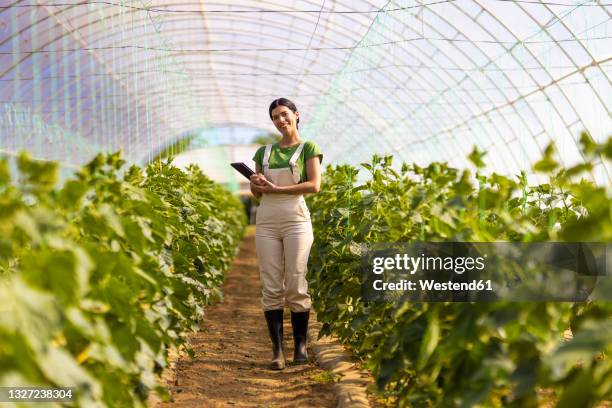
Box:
left=468, top=146, right=486, bottom=168
left=555, top=370, right=594, bottom=408
left=603, top=136, right=612, bottom=159
left=21, top=246, right=92, bottom=305
left=58, top=179, right=89, bottom=209
left=579, top=132, right=597, bottom=155
left=0, top=159, right=10, bottom=186
left=417, top=307, right=439, bottom=370
left=37, top=346, right=102, bottom=398
left=17, top=152, right=59, bottom=193
left=533, top=143, right=558, bottom=172
left=547, top=319, right=612, bottom=379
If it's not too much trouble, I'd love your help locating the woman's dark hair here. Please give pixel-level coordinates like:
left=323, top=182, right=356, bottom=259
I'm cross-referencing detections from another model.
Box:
left=269, top=98, right=299, bottom=129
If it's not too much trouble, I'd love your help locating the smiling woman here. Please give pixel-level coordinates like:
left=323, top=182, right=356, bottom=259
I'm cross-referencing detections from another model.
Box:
left=248, top=97, right=323, bottom=370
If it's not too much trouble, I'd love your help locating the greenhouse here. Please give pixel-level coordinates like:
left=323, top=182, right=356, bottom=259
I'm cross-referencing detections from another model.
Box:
left=0, top=0, right=610, bottom=407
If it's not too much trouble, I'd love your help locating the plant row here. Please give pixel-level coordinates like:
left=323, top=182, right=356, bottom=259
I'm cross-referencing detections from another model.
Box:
left=307, top=133, right=611, bottom=407
left=0, top=152, right=247, bottom=406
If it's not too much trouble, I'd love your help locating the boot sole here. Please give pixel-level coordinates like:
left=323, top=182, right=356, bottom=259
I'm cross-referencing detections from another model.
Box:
left=292, top=357, right=308, bottom=364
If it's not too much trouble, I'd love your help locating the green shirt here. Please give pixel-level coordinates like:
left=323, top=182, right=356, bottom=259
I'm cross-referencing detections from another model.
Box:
left=252, top=140, right=323, bottom=183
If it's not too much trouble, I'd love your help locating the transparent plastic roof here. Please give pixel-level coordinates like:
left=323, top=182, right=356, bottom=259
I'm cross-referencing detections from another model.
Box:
left=0, top=0, right=610, bottom=182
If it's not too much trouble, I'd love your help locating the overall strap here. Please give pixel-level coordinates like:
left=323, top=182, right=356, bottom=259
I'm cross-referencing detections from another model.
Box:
left=288, top=143, right=305, bottom=183
left=262, top=144, right=273, bottom=172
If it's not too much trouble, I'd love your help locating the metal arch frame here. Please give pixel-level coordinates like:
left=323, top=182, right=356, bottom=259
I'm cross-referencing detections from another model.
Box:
left=196, top=0, right=228, bottom=131
left=26, top=2, right=372, bottom=71
left=94, top=49, right=338, bottom=89
left=462, top=1, right=609, bottom=180
left=308, top=1, right=424, bottom=163
left=44, top=1, right=205, bottom=138
left=5, top=1, right=392, bottom=157
left=158, top=60, right=402, bottom=142
left=304, top=0, right=478, bottom=166
left=314, top=0, right=608, bottom=175
left=0, top=3, right=171, bottom=123
left=67, top=16, right=367, bottom=83
left=69, top=60, right=337, bottom=136
left=0, top=2, right=182, bottom=157
left=318, top=4, right=519, bottom=171
left=1, top=2, right=206, bottom=149
left=2, top=2, right=380, bottom=141
left=346, top=1, right=538, bottom=172
left=444, top=0, right=607, bottom=177
left=369, top=1, right=545, bottom=172
left=301, top=0, right=402, bottom=159
left=433, top=0, right=574, bottom=164
left=7, top=79, right=573, bottom=93
left=3, top=9, right=109, bottom=155
left=393, top=2, right=531, bottom=168
left=0, top=0, right=610, bottom=177
left=536, top=1, right=611, bottom=178
left=2, top=1, right=485, bottom=160
left=374, top=0, right=609, bottom=181
left=491, top=5, right=592, bottom=168
left=476, top=0, right=595, bottom=169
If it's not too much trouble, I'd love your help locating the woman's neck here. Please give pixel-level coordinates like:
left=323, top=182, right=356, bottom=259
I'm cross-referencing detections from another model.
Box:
left=278, top=131, right=300, bottom=147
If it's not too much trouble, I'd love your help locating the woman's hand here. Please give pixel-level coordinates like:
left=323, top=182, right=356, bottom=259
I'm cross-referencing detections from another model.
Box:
left=250, top=173, right=267, bottom=185
left=251, top=178, right=278, bottom=193
left=250, top=173, right=278, bottom=193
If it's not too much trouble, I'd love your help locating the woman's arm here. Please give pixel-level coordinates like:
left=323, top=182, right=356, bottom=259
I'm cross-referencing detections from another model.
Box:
left=253, top=156, right=321, bottom=195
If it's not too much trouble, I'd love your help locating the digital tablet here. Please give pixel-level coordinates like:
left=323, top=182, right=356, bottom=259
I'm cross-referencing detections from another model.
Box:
left=230, top=162, right=255, bottom=180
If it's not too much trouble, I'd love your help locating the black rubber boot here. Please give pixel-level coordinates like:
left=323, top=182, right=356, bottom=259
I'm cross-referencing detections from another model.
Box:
left=264, top=309, right=285, bottom=370
left=291, top=310, right=310, bottom=364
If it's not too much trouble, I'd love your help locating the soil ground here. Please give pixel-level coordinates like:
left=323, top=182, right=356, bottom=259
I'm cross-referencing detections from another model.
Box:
left=157, top=226, right=336, bottom=408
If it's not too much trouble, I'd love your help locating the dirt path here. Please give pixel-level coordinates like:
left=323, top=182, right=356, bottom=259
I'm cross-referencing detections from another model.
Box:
left=157, top=226, right=336, bottom=408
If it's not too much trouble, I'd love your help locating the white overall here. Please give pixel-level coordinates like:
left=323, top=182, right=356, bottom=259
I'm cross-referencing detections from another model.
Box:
left=256, top=143, right=314, bottom=312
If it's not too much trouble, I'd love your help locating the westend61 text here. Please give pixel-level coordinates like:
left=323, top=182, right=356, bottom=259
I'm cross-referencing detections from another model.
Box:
left=373, top=279, right=493, bottom=292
